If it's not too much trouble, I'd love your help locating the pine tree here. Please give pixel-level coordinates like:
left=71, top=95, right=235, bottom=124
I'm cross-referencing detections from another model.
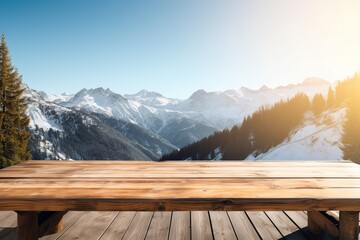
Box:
left=342, top=74, right=360, bottom=163
left=312, top=93, right=326, bottom=115
left=0, top=34, right=31, bottom=168
left=326, top=87, right=335, bottom=108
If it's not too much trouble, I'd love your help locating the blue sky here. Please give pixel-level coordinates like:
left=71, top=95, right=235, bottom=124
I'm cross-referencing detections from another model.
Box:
left=1, top=0, right=360, bottom=99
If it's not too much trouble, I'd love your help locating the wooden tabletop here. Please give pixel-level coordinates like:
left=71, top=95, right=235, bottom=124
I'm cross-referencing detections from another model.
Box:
left=1, top=160, right=360, bottom=212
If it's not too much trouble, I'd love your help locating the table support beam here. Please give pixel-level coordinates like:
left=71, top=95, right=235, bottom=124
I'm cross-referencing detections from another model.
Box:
left=16, top=211, right=67, bottom=240
left=17, top=211, right=38, bottom=240
left=307, top=211, right=339, bottom=238
left=339, top=211, right=359, bottom=240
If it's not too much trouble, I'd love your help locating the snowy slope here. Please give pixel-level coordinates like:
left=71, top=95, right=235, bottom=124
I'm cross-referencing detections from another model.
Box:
left=246, top=107, right=346, bottom=161
left=38, top=91, right=73, bottom=103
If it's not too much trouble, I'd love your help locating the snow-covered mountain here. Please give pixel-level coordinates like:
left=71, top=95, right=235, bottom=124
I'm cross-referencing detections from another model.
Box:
left=172, top=78, right=331, bottom=128
left=124, top=89, right=179, bottom=107
left=25, top=88, right=177, bottom=160
left=59, top=87, right=217, bottom=147
left=26, top=77, right=333, bottom=160
left=58, top=77, right=331, bottom=130
left=246, top=107, right=346, bottom=161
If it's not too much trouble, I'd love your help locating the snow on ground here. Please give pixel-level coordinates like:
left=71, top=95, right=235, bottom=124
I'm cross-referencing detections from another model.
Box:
left=246, top=107, right=346, bottom=161
left=213, top=147, right=223, bottom=160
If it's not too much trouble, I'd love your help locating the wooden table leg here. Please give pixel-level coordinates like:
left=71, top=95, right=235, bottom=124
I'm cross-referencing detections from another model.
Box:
left=308, top=211, right=324, bottom=235
left=38, top=211, right=66, bottom=237
left=339, top=211, right=359, bottom=240
left=17, top=211, right=39, bottom=240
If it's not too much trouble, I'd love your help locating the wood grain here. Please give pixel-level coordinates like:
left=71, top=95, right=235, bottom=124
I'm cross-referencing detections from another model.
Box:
left=56, top=211, right=117, bottom=240
left=1, top=161, right=360, bottom=212
left=145, top=212, right=171, bottom=240
left=98, top=211, right=136, bottom=240
left=266, top=211, right=307, bottom=239
left=40, top=211, right=83, bottom=240
left=191, top=211, right=213, bottom=240
left=121, top=212, right=153, bottom=240
left=168, top=212, right=190, bottom=240
left=247, top=211, right=283, bottom=240
left=339, top=211, right=359, bottom=240
left=209, top=211, right=237, bottom=240
left=17, top=212, right=38, bottom=240
left=227, top=211, right=260, bottom=240
left=2, top=160, right=360, bottom=240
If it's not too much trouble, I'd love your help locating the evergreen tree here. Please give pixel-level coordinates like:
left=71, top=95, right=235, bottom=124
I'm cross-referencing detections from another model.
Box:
left=0, top=34, right=31, bottom=168
left=326, top=87, right=335, bottom=108
left=312, top=93, right=326, bottom=114
left=342, top=74, right=360, bottom=163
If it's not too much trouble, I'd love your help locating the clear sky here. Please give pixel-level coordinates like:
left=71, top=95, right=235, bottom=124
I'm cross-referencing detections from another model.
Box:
left=1, top=0, right=360, bottom=99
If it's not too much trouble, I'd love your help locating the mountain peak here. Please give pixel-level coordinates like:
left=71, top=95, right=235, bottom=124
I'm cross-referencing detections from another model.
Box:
left=189, top=89, right=207, bottom=99
left=259, top=85, right=270, bottom=91
left=134, top=89, right=163, bottom=98
left=301, top=77, right=330, bottom=86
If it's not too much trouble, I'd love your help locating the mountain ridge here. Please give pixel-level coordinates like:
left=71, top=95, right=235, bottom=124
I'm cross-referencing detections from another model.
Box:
left=25, top=78, right=333, bottom=160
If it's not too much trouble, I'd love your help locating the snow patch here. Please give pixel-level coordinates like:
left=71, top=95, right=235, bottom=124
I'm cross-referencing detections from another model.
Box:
left=246, top=107, right=346, bottom=161
left=27, top=104, right=63, bottom=131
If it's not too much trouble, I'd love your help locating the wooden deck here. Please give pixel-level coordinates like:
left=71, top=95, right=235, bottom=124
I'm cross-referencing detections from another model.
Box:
left=1, top=210, right=357, bottom=240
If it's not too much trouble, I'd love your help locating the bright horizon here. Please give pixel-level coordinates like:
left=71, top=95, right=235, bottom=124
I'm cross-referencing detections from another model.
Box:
left=1, top=0, right=360, bottom=99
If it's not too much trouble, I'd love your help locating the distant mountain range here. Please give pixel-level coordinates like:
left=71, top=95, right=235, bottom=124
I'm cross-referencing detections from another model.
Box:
left=25, top=77, right=332, bottom=160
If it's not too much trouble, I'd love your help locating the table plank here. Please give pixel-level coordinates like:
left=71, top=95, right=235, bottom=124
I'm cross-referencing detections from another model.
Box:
left=1, top=161, right=360, bottom=212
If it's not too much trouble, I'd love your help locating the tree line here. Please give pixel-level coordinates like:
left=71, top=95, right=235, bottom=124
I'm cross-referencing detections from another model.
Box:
left=161, top=87, right=336, bottom=161
left=340, top=73, right=360, bottom=163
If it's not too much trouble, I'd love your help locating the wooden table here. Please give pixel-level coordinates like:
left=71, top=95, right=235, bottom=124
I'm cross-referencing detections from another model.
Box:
left=0, top=160, right=360, bottom=240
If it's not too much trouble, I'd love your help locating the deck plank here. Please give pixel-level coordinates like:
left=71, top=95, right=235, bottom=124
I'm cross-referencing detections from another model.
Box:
left=228, top=211, right=260, bottom=240
left=145, top=212, right=171, bottom=240
left=209, top=211, right=237, bottom=240
left=0, top=210, right=354, bottom=240
left=99, top=211, right=136, bottom=240
left=168, top=212, right=190, bottom=240
left=247, top=211, right=283, bottom=240
left=57, top=211, right=117, bottom=240
left=191, top=211, right=213, bottom=240
left=0, top=211, right=16, bottom=240
left=40, top=211, right=83, bottom=240
left=266, top=211, right=308, bottom=240
left=121, top=212, right=153, bottom=240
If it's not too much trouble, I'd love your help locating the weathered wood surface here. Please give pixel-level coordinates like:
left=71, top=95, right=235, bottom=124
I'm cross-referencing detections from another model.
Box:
left=1, top=210, right=325, bottom=240
left=1, top=160, right=360, bottom=212
left=308, top=211, right=339, bottom=237
left=339, top=211, right=360, bottom=240
left=16, top=212, right=38, bottom=240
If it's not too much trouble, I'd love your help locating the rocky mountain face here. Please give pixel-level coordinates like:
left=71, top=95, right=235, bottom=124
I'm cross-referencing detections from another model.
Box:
left=26, top=78, right=331, bottom=160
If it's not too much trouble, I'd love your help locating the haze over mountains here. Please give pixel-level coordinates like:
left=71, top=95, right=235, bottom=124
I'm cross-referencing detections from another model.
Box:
left=26, top=78, right=332, bottom=160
